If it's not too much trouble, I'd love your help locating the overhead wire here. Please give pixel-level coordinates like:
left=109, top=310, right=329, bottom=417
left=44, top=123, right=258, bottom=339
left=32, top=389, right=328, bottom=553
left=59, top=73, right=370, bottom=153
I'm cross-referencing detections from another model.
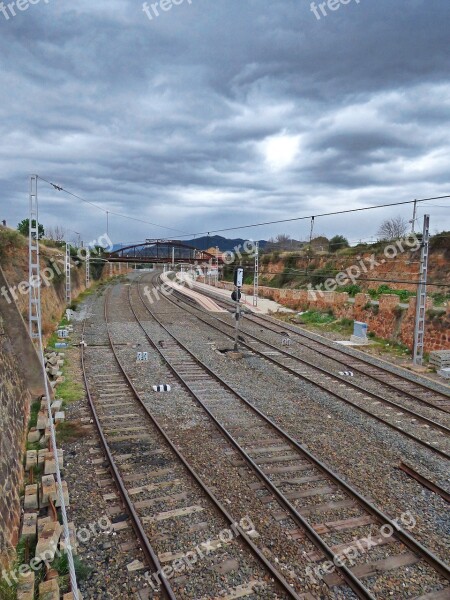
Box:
left=37, top=176, right=188, bottom=235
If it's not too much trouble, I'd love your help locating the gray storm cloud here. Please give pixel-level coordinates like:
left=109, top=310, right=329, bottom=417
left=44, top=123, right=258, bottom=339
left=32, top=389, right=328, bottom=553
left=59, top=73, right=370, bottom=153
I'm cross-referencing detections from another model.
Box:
left=0, top=0, right=449, bottom=243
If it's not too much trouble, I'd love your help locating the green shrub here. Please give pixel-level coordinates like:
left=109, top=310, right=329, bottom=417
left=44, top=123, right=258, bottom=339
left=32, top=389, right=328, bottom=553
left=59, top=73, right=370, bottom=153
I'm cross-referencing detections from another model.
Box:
left=0, top=228, right=25, bottom=258
left=336, top=284, right=361, bottom=297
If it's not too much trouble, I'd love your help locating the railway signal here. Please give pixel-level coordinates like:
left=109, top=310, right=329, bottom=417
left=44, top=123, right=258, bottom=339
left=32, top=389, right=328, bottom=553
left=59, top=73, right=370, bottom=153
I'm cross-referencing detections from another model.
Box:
left=233, top=267, right=244, bottom=351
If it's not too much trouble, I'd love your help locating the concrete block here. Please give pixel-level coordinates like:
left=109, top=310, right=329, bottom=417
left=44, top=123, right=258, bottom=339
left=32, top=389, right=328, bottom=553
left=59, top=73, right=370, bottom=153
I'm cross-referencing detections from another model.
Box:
left=48, top=366, right=60, bottom=377
left=50, top=400, right=62, bottom=415
left=36, top=411, right=49, bottom=430
left=57, top=360, right=64, bottom=367
left=25, top=450, right=37, bottom=470
left=63, top=593, right=83, bottom=600
left=39, top=449, right=62, bottom=467
left=60, top=522, right=77, bottom=555
left=17, top=571, right=35, bottom=600
left=22, top=512, right=38, bottom=540
left=55, top=411, right=65, bottom=424
left=36, top=522, right=62, bottom=562
left=28, top=428, right=41, bottom=443
left=38, top=427, right=52, bottom=447
left=39, top=577, right=60, bottom=600
left=55, top=376, right=65, bottom=385
left=55, top=480, right=70, bottom=508
left=24, top=484, right=39, bottom=510
left=44, top=450, right=64, bottom=475
left=41, top=475, right=57, bottom=506
left=37, top=516, right=52, bottom=535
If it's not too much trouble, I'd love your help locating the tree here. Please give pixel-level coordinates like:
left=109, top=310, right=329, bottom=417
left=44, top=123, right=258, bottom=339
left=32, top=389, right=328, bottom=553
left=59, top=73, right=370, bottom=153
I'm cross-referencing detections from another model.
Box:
left=17, top=219, right=45, bottom=239
left=310, top=236, right=329, bottom=252
left=329, top=235, right=349, bottom=252
left=377, top=216, right=408, bottom=240
left=46, top=225, right=66, bottom=242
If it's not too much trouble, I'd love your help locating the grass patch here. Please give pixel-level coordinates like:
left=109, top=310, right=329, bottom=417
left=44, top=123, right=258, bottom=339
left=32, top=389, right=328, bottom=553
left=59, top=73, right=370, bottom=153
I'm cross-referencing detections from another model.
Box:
left=431, top=292, right=450, bottom=307
left=56, top=376, right=84, bottom=404
left=56, top=420, right=87, bottom=443
left=28, top=398, right=41, bottom=429
left=367, top=285, right=415, bottom=303
left=274, top=310, right=354, bottom=336
left=298, top=310, right=336, bottom=325
left=51, top=554, right=92, bottom=593
left=0, top=577, right=17, bottom=599
left=366, top=332, right=412, bottom=358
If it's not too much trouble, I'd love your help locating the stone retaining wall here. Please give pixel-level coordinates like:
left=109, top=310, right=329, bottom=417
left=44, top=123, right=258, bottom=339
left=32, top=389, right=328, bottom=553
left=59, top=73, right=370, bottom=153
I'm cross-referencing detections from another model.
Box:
left=0, top=315, right=31, bottom=568
left=215, top=281, right=450, bottom=352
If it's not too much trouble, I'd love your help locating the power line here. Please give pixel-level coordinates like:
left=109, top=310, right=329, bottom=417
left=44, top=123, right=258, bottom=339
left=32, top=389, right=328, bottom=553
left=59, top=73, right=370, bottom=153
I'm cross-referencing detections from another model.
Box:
left=168, top=195, right=450, bottom=239
left=36, top=175, right=450, bottom=240
left=223, top=267, right=450, bottom=287
left=37, top=175, right=188, bottom=235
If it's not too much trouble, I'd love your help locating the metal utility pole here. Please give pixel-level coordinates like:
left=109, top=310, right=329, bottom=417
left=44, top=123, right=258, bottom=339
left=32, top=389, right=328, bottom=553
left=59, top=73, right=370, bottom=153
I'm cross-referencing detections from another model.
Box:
left=410, top=200, right=417, bottom=233
left=29, top=175, right=40, bottom=339
left=413, top=214, right=430, bottom=366
left=86, top=248, right=90, bottom=288
left=253, top=241, right=259, bottom=307
left=307, top=216, right=315, bottom=270
left=106, top=211, right=109, bottom=237
left=65, top=242, right=71, bottom=305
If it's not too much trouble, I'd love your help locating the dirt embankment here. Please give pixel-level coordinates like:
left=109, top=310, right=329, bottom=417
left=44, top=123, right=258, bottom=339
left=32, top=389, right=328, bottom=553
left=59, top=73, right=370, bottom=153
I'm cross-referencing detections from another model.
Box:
left=260, top=246, right=449, bottom=294
left=0, top=234, right=88, bottom=336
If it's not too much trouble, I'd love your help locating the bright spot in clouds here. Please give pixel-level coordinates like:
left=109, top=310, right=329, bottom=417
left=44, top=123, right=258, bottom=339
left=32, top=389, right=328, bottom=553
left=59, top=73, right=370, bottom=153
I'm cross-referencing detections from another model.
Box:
left=260, top=132, right=301, bottom=171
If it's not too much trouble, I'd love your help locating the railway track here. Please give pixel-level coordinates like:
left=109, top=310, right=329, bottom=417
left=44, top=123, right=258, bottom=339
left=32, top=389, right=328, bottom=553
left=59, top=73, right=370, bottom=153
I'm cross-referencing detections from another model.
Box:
left=129, top=275, right=450, bottom=600
left=239, top=310, right=450, bottom=416
left=80, top=285, right=303, bottom=600
left=192, top=284, right=450, bottom=416
left=159, top=277, right=450, bottom=460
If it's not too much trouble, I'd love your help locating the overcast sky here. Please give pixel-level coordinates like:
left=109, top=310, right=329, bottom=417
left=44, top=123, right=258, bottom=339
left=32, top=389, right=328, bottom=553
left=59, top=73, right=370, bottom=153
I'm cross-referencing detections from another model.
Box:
left=1, top=0, right=449, bottom=246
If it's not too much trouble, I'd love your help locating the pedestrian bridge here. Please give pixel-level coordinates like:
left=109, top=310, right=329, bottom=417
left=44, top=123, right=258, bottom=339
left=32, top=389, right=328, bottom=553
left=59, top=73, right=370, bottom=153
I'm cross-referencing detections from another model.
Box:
left=106, top=240, right=216, bottom=264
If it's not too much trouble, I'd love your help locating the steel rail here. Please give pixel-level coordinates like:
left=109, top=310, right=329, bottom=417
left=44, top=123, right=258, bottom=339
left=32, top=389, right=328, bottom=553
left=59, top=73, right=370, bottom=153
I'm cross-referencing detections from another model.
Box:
left=244, top=311, right=450, bottom=411
left=80, top=314, right=177, bottom=600
left=84, top=286, right=302, bottom=600
left=163, top=281, right=450, bottom=460
left=397, top=463, right=450, bottom=504
left=182, top=294, right=450, bottom=435
left=197, top=285, right=450, bottom=412
left=129, top=280, right=376, bottom=599
left=135, top=276, right=450, bottom=595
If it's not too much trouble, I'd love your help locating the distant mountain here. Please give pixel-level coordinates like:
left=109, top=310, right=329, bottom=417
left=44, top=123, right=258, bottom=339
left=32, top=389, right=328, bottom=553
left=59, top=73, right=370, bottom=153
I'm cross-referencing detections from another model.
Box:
left=182, top=235, right=267, bottom=252
left=111, top=235, right=267, bottom=253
